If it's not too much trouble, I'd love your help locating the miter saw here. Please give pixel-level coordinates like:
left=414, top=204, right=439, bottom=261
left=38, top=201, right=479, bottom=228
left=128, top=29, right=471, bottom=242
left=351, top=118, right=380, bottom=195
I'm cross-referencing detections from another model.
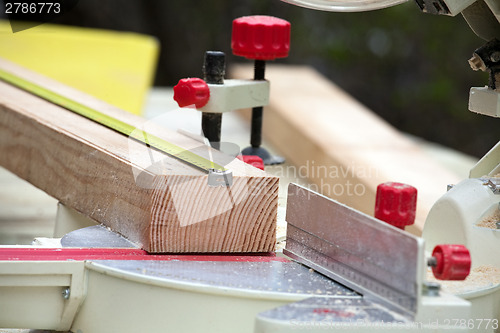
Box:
left=0, top=185, right=477, bottom=333
left=1, top=1, right=499, bottom=333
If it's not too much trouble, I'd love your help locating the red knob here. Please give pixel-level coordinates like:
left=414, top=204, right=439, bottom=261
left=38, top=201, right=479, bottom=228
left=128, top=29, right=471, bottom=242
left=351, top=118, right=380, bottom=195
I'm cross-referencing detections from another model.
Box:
left=237, top=155, right=264, bottom=170
left=431, top=245, right=471, bottom=280
left=173, top=78, right=210, bottom=108
left=375, top=182, right=417, bottom=229
left=231, top=15, right=291, bottom=60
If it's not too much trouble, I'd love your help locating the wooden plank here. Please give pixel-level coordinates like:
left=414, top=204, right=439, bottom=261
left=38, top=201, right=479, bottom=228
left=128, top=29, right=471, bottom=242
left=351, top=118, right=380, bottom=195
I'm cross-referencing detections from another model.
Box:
left=0, top=58, right=278, bottom=253
left=231, top=64, right=461, bottom=235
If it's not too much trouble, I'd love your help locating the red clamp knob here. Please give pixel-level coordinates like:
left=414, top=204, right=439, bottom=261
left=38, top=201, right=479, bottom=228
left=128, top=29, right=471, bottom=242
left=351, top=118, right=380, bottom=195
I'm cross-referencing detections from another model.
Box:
left=237, top=155, right=264, bottom=170
left=173, top=78, right=210, bottom=108
left=375, top=182, right=417, bottom=229
left=431, top=244, right=471, bottom=280
left=231, top=15, right=291, bottom=60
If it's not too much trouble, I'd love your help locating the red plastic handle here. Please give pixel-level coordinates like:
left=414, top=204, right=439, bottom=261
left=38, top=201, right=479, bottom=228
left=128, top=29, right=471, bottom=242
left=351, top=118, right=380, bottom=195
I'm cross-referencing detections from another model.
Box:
left=432, top=244, right=471, bottom=280
left=374, top=182, right=417, bottom=229
left=231, top=15, right=291, bottom=60
left=173, top=78, right=210, bottom=109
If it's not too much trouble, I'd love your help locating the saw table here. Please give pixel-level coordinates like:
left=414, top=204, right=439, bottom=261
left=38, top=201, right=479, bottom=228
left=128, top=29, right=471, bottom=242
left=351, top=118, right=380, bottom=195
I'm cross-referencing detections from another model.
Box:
left=0, top=183, right=473, bottom=333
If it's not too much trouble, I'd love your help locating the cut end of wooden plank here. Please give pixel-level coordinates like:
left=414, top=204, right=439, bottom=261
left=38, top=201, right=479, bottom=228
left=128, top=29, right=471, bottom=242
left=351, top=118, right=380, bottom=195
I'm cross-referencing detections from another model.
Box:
left=147, top=174, right=279, bottom=253
left=98, top=172, right=279, bottom=253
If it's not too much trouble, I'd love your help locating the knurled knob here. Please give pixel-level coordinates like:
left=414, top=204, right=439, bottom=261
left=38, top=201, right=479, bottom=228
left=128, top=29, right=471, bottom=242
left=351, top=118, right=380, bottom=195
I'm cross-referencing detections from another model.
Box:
left=431, top=244, right=471, bottom=280
left=374, top=182, right=417, bottom=229
left=231, top=15, right=291, bottom=60
left=173, top=78, right=210, bottom=108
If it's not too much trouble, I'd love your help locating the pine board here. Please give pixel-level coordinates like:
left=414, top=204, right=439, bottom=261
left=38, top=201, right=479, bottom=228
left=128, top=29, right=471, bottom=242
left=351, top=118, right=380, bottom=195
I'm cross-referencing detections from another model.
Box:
left=0, top=58, right=278, bottom=252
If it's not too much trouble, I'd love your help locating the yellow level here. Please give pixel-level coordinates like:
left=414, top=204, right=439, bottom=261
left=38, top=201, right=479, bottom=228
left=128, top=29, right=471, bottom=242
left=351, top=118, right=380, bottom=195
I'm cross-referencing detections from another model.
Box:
left=0, top=68, right=227, bottom=172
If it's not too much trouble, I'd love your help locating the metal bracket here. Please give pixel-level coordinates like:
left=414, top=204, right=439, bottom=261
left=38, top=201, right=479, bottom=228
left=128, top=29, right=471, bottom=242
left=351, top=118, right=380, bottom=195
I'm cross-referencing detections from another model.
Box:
left=0, top=260, right=86, bottom=330
left=54, top=202, right=98, bottom=238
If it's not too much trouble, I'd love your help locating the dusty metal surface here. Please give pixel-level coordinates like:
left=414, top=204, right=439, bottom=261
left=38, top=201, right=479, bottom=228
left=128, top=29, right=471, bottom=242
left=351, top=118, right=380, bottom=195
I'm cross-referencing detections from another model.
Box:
left=284, top=183, right=421, bottom=318
left=90, top=259, right=360, bottom=297
left=60, top=224, right=358, bottom=296
left=61, top=225, right=137, bottom=248
left=257, top=296, right=410, bottom=326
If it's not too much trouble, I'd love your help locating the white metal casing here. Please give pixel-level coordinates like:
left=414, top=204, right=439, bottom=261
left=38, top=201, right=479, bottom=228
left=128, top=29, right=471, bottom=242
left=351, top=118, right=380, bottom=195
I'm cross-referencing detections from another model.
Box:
left=470, top=141, right=500, bottom=178
left=469, top=87, right=500, bottom=118
left=423, top=178, right=500, bottom=325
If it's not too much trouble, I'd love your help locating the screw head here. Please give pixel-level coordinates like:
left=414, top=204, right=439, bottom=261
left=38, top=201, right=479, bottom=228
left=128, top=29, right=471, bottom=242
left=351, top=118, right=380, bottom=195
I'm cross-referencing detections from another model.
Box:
left=431, top=244, right=471, bottom=280
left=491, top=51, right=500, bottom=63
left=62, top=287, right=70, bottom=299
left=374, top=182, right=417, bottom=229
left=173, top=78, right=210, bottom=109
left=231, top=15, right=291, bottom=61
left=423, top=281, right=441, bottom=297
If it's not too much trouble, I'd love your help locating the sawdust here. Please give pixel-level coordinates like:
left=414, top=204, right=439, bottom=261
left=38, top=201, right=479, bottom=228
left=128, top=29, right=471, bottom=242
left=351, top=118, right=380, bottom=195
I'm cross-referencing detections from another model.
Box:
left=427, top=265, right=500, bottom=295
left=476, top=210, right=500, bottom=229
left=275, top=240, right=286, bottom=252
left=276, top=223, right=286, bottom=242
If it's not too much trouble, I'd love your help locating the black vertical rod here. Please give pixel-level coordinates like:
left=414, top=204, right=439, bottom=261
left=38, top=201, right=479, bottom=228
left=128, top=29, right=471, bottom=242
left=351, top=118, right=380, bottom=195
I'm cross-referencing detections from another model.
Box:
left=250, top=60, right=266, bottom=148
left=202, top=51, right=225, bottom=149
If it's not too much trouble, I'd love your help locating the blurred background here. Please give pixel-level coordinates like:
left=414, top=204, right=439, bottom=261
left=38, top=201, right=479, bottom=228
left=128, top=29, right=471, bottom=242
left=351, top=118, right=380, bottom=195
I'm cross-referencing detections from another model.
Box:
left=0, top=0, right=497, bottom=157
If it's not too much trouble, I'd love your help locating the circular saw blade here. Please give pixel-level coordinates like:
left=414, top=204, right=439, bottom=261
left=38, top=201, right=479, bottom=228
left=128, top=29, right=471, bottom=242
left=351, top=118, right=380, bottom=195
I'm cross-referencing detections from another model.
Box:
left=281, top=0, right=408, bottom=12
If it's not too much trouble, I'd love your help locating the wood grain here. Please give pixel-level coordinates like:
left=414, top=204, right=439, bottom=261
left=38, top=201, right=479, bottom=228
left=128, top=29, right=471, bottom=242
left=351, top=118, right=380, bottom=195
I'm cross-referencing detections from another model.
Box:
left=232, top=64, right=460, bottom=235
left=0, top=58, right=278, bottom=252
